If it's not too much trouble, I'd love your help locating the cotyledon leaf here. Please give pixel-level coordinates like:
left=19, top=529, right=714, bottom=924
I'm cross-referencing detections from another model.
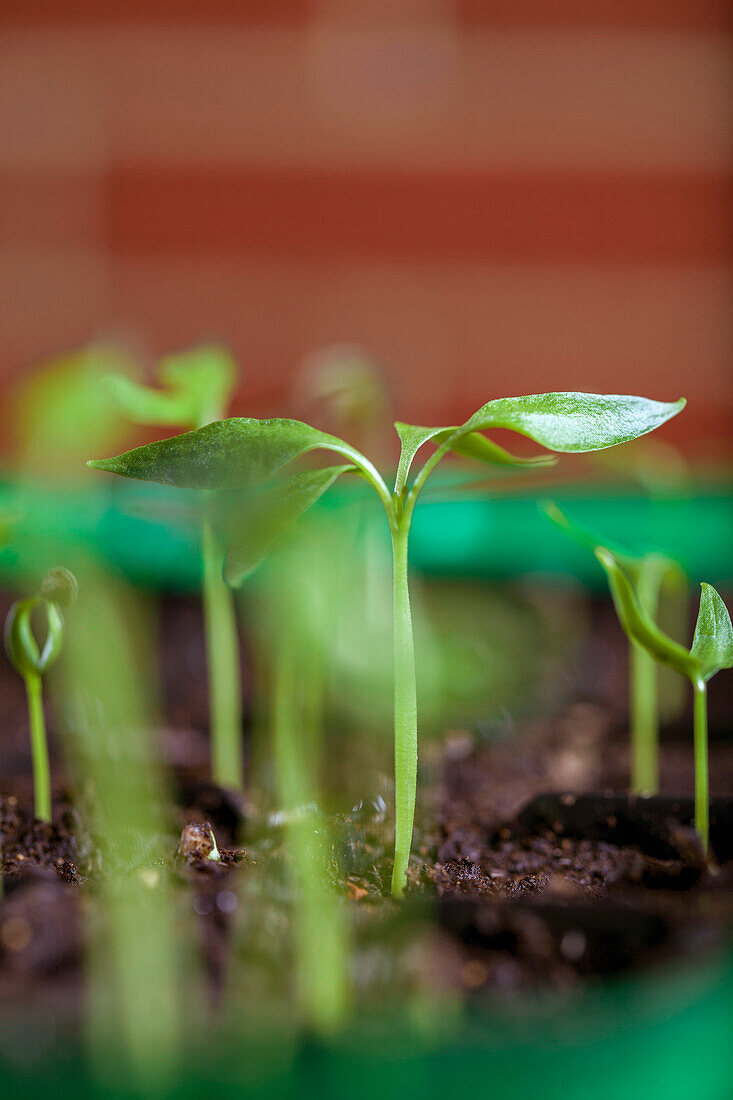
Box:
left=393, top=423, right=553, bottom=495
left=220, top=465, right=356, bottom=586
left=463, top=393, right=686, bottom=453
left=595, top=548, right=697, bottom=680
left=88, top=417, right=380, bottom=492
left=690, top=583, right=733, bottom=683
left=393, top=393, right=684, bottom=494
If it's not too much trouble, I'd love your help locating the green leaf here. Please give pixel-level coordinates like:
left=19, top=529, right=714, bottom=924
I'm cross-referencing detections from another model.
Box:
left=107, top=375, right=195, bottom=426
left=544, top=501, right=685, bottom=622
left=221, top=465, right=355, bottom=586
left=463, top=393, right=686, bottom=452
left=107, top=345, right=237, bottom=429
left=690, top=583, right=733, bottom=683
left=393, top=422, right=553, bottom=494
left=159, top=346, right=237, bottom=426
left=393, top=425, right=443, bottom=494
left=89, top=417, right=386, bottom=497
left=541, top=500, right=628, bottom=559
left=541, top=500, right=682, bottom=575
left=450, top=432, right=556, bottom=470
left=595, top=548, right=697, bottom=680
left=395, top=393, right=683, bottom=495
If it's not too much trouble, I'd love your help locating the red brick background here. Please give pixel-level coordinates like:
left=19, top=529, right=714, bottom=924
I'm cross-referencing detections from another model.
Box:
left=1, top=2, right=731, bottom=451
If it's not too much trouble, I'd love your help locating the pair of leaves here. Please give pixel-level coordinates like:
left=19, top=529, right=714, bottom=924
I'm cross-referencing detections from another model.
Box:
left=394, top=423, right=555, bottom=496
left=89, top=392, right=685, bottom=582
left=394, top=393, right=685, bottom=492
left=107, top=345, right=237, bottom=430
left=596, top=548, right=733, bottom=687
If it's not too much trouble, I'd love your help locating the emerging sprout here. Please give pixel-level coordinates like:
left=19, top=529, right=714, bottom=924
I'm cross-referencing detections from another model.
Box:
left=4, top=567, right=77, bottom=822
left=542, top=502, right=684, bottom=794
left=596, top=548, right=732, bottom=853
left=177, top=821, right=222, bottom=864
left=89, top=391, right=685, bottom=896
left=103, top=346, right=244, bottom=791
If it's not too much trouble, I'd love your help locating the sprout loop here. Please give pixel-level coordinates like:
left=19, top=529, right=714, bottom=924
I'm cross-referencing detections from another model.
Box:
left=4, top=568, right=77, bottom=822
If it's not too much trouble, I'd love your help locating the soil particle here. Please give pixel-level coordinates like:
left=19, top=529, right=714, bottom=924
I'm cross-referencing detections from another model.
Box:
left=2, top=817, right=83, bottom=885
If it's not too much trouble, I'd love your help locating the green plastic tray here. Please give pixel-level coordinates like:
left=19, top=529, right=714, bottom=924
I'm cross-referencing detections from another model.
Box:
left=1, top=478, right=731, bottom=592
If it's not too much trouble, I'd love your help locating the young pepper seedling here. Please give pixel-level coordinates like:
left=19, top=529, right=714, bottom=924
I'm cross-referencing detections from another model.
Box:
left=89, top=391, right=685, bottom=896
left=103, top=346, right=244, bottom=791
left=596, top=548, right=732, bottom=853
left=4, top=567, right=77, bottom=822
left=542, top=501, right=685, bottom=794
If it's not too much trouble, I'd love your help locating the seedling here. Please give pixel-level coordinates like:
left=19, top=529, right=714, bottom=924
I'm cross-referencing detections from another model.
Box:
left=596, top=548, right=733, bottom=852
left=104, top=346, right=244, bottom=791
left=542, top=502, right=685, bottom=794
left=177, top=822, right=222, bottom=863
left=88, top=391, right=685, bottom=895
left=4, top=567, right=77, bottom=822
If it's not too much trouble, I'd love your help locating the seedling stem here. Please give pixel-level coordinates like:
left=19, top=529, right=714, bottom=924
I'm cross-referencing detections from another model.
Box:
left=201, top=515, right=243, bottom=788
left=26, top=671, right=51, bottom=823
left=630, top=641, right=658, bottom=794
left=693, top=679, right=709, bottom=851
left=390, top=515, right=418, bottom=896
left=4, top=568, right=77, bottom=823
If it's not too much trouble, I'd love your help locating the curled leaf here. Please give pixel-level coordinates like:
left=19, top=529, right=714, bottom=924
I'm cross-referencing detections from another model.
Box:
left=107, top=345, right=237, bottom=429
left=595, top=548, right=697, bottom=681
left=4, top=596, right=65, bottom=678
left=394, top=422, right=553, bottom=494
left=690, top=583, right=733, bottom=684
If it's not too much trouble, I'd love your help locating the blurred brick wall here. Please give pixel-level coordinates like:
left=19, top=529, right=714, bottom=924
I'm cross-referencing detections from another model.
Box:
left=1, top=1, right=732, bottom=450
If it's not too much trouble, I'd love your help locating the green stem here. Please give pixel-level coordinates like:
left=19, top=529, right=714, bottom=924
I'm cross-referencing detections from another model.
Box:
left=273, top=630, right=348, bottom=1033
left=201, top=517, right=244, bottom=790
left=693, top=680, right=709, bottom=854
left=25, top=672, right=51, bottom=822
left=629, top=641, right=659, bottom=794
left=390, top=518, right=418, bottom=898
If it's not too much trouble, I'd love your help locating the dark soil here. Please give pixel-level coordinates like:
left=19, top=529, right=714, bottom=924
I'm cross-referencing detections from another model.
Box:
left=1, top=592, right=732, bottom=1018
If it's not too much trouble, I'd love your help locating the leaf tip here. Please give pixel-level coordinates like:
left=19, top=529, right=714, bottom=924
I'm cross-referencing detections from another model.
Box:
left=87, top=457, right=117, bottom=473
left=594, top=546, right=615, bottom=570
left=539, top=499, right=564, bottom=524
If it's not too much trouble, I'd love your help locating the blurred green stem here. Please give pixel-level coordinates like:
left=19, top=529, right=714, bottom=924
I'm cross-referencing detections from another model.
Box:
left=26, top=672, right=51, bottom=822
left=390, top=517, right=417, bottom=898
left=201, top=516, right=243, bottom=789
left=693, top=680, right=709, bottom=853
left=629, top=559, right=664, bottom=795
left=630, top=642, right=658, bottom=794
left=273, top=627, right=348, bottom=1033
